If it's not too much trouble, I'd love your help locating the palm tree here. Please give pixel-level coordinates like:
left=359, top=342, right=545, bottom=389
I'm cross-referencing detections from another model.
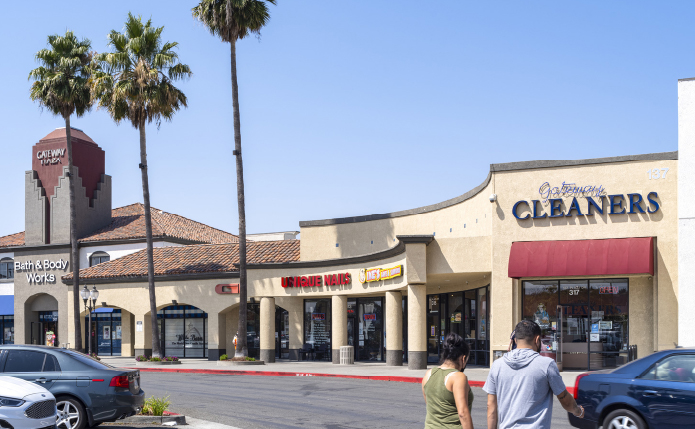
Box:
left=193, top=0, right=276, bottom=359
left=92, top=13, right=191, bottom=358
left=29, top=31, right=93, bottom=353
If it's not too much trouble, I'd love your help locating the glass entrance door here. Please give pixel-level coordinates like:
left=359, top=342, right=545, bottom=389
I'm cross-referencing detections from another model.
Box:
left=357, top=298, right=383, bottom=361
left=558, top=305, right=589, bottom=370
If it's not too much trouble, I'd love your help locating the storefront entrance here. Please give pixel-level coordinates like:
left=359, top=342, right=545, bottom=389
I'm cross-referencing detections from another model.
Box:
left=32, top=311, right=58, bottom=346
left=427, top=287, right=490, bottom=366
left=523, top=278, right=629, bottom=370
left=157, top=305, right=208, bottom=358
left=304, top=299, right=331, bottom=360
left=347, top=298, right=384, bottom=361
left=85, top=309, right=122, bottom=356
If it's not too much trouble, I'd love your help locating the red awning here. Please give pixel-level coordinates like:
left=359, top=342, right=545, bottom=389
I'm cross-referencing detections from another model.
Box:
left=508, top=237, right=654, bottom=278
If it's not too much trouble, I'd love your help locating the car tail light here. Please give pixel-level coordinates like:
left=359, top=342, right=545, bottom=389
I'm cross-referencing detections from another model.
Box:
left=109, top=376, right=129, bottom=388
left=574, top=373, right=590, bottom=399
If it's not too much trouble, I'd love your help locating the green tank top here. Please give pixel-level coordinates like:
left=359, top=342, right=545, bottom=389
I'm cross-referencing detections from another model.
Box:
left=424, top=368, right=474, bottom=428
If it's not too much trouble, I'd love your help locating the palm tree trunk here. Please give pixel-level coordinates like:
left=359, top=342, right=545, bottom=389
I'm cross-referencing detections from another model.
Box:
left=65, top=117, right=83, bottom=352
left=231, top=36, right=248, bottom=358
left=139, top=120, right=162, bottom=358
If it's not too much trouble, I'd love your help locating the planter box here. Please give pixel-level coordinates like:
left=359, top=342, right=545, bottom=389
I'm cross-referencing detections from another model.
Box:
left=217, top=360, right=265, bottom=366
left=135, top=360, right=182, bottom=365
left=121, top=414, right=186, bottom=425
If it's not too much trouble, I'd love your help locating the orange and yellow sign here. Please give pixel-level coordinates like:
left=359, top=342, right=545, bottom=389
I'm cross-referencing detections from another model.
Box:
left=360, top=265, right=403, bottom=283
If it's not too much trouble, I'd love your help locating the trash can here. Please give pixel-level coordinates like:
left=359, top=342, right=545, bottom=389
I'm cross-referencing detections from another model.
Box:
left=340, top=346, right=354, bottom=365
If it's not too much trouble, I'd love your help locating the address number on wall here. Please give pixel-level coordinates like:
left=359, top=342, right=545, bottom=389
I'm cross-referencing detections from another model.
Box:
left=647, top=167, right=669, bottom=180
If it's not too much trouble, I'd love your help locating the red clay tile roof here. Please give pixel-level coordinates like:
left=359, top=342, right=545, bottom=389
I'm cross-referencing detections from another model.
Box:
left=64, top=240, right=300, bottom=280
left=0, top=203, right=238, bottom=248
left=0, top=232, right=24, bottom=249
left=80, top=203, right=239, bottom=244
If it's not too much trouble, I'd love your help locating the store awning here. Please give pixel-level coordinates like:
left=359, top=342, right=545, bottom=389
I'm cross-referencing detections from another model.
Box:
left=508, top=237, right=654, bottom=278
left=0, top=295, right=14, bottom=316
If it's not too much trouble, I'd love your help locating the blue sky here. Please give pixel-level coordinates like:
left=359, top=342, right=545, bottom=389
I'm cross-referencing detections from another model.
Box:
left=0, top=1, right=687, bottom=237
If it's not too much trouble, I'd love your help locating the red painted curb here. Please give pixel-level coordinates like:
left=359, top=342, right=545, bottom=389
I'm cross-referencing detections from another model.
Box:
left=128, top=367, right=573, bottom=391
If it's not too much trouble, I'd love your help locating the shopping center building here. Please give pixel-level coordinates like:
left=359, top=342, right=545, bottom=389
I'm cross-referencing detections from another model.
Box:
left=1, top=81, right=693, bottom=371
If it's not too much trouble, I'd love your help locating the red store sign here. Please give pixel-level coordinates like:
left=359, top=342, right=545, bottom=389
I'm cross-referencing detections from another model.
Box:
left=281, top=273, right=352, bottom=288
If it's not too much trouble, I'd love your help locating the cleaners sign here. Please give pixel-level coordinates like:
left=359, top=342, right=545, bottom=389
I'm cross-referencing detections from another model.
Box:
left=14, top=259, right=69, bottom=284
left=512, top=182, right=660, bottom=220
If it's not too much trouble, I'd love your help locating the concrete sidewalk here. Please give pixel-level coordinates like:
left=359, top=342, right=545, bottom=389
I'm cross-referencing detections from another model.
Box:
left=101, top=356, right=584, bottom=387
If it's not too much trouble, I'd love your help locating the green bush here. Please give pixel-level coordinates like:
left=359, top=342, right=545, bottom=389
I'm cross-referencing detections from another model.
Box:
left=142, top=395, right=171, bottom=416
left=220, top=354, right=228, bottom=361
left=150, top=357, right=161, bottom=362
left=245, top=357, right=255, bottom=361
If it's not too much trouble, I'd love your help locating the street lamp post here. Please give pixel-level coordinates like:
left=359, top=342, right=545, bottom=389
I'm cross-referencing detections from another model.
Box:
left=80, top=285, right=99, bottom=355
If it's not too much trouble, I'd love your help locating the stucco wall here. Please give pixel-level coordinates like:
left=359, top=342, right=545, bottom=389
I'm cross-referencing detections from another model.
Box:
left=79, top=241, right=184, bottom=270
left=678, top=78, right=695, bottom=347
left=490, top=159, right=678, bottom=354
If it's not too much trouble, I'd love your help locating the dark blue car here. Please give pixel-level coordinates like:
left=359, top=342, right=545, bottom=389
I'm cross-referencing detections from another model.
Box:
left=569, top=348, right=695, bottom=429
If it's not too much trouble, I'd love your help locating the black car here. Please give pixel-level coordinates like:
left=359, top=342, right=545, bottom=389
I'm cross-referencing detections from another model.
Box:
left=0, top=345, right=144, bottom=429
left=569, top=348, right=695, bottom=429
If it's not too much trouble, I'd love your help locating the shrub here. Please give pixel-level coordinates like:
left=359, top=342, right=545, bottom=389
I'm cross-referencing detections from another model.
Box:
left=142, top=395, right=171, bottom=416
left=90, top=353, right=101, bottom=361
left=245, top=357, right=255, bottom=361
left=220, top=354, right=228, bottom=361
left=136, top=355, right=149, bottom=362
left=150, top=357, right=161, bottom=362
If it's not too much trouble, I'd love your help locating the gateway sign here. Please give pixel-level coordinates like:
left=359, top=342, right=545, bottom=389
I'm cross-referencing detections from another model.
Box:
left=513, top=182, right=660, bottom=220
left=14, top=259, right=69, bottom=284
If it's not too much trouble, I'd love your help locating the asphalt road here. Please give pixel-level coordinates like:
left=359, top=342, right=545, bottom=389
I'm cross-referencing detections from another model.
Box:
left=139, top=373, right=576, bottom=428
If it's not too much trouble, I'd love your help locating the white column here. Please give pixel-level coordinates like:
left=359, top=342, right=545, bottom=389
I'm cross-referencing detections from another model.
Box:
left=331, top=295, right=347, bottom=364
left=260, top=297, right=276, bottom=363
left=408, top=284, right=427, bottom=369
left=386, top=291, right=403, bottom=366
left=679, top=78, right=695, bottom=347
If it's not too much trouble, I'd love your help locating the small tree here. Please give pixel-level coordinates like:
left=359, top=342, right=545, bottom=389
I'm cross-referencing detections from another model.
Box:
left=29, top=31, right=93, bottom=352
left=193, top=0, right=276, bottom=359
left=92, top=13, right=191, bottom=357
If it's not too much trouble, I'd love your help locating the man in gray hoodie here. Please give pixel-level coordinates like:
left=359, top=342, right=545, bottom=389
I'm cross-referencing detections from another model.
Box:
left=483, top=320, right=584, bottom=428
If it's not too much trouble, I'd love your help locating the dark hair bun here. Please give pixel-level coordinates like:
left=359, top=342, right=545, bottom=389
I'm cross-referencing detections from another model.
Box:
left=440, top=332, right=470, bottom=363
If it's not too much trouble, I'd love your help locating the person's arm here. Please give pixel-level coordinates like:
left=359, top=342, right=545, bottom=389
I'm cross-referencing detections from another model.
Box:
left=557, top=390, right=583, bottom=418
left=421, top=369, right=432, bottom=404
left=450, top=373, right=474, bottom=429
left=487, top=394, right=498, bottom=429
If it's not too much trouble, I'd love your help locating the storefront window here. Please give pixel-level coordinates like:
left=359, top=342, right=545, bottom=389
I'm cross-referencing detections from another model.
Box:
left=304, top=299, right=331, bottom=353
left=357, top=298, right=383, bottom=361
left=427, top=286, right=490, bottom=367
left=522, top=278, right=629, bottom=371
left=157, top=305, right=208, bottom=358
left=0, top=316, right=14, bottom=344
left=87, top=309, right=122, bottom=356
left=589, top=279, right=629, bottom=369
left=247, top=303, right=260, bottom=359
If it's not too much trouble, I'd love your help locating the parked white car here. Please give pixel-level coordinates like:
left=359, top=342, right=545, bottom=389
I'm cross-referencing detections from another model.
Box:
left=0, top=376, right=57, bottom=429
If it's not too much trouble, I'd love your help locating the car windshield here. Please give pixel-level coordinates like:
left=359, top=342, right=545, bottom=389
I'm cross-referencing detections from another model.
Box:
left=60, top=350, right=115, bottom=369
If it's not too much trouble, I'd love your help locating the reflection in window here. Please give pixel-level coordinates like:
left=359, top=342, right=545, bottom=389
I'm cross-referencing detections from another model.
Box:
left=0, top=258, right=13, bottom=280
left=643, top=355, right=695, bottom=383
left=89, top=252, right=110, bottom=267
left=304, top=299, right=331, bottom=350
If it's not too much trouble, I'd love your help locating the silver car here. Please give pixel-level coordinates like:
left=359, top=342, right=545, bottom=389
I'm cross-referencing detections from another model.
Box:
left=0, top=375, right=57, bottom=429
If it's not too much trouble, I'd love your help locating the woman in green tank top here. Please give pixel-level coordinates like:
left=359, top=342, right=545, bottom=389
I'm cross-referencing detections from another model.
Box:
left=421, top=333, right=474, bottom=428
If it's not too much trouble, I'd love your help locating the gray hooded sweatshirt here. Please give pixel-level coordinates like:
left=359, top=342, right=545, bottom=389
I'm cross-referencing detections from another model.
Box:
left=483, top=348, right=566, bottom=429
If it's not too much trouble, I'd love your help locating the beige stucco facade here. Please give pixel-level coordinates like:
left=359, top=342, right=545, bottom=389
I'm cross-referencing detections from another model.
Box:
left=7, top=151, right=679, bottom=372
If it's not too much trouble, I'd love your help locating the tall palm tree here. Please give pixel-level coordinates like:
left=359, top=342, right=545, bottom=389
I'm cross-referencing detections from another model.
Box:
left=29, top=31, right=92, bottom=353
left=92, top=13, right=191, bottom=358
left=193, top=0, right=276, bottom=359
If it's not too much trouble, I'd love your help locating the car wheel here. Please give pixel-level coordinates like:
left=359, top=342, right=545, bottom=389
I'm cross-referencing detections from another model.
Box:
left=603, top=409, right=646, bottom=429
left=56, top=397, right=86, bottom=429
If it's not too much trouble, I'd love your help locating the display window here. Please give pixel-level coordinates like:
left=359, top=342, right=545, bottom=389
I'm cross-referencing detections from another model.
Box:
left=157, top=305, right=208, bottom=358
left=522, top=278, right=629, bottom=370
left=85, top=309, right=121, bottom=356
left=304, top=299, right=331, bottom=357
left=427, top=286, right=490, bottom=366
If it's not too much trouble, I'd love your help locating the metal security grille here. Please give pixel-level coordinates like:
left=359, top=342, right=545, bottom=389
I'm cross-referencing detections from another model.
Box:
left=25, top=399, right=56, bottom=419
